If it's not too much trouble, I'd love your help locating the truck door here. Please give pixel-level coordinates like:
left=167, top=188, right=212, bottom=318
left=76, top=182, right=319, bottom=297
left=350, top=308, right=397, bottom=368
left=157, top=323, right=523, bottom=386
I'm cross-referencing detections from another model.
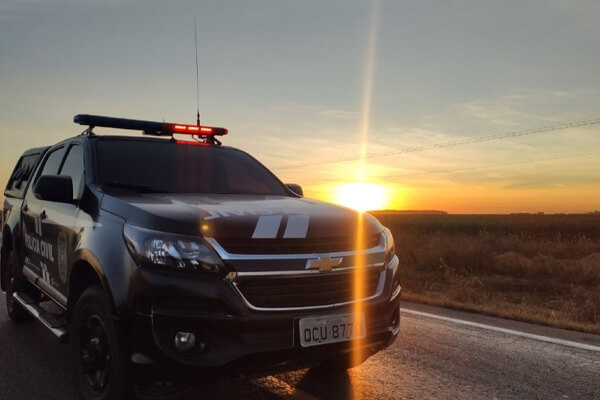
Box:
left=54, top=143, right=86, bottom=299
left=22, top=146, right=66, bottom=303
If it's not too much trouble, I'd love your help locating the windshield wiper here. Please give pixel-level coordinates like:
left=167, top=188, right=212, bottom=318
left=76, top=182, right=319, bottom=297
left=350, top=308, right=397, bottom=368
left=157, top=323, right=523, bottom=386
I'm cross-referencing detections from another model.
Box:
left=102, top=181, right=171, bottom=194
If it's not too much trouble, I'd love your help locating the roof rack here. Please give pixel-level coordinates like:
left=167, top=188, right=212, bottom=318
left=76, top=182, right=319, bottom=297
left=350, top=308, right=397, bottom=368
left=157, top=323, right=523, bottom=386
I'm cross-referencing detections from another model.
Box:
left=73, top=114, right=228, bottom=145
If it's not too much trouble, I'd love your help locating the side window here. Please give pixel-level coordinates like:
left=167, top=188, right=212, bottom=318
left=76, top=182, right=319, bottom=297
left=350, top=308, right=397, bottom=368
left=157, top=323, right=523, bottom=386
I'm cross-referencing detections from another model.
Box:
left=5, top=154, right=39, bottom=196
left=38, top=147, right=66, bottom=179
left=59, top=145, right=84, bottom=199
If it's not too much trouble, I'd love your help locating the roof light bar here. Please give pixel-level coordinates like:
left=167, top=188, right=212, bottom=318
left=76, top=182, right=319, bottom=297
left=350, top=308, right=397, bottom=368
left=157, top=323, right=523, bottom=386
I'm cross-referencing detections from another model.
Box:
left=73, top=114, right=228, bottom=136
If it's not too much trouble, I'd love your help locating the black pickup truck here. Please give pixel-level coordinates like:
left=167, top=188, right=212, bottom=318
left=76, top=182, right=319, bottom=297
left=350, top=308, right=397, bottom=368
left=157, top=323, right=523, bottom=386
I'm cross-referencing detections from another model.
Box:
left=1, top=115, right=401, bottom=400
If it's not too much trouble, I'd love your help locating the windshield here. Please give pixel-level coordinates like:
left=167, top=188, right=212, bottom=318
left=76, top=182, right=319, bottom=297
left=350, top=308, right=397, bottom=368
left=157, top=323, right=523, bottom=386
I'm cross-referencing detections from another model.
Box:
left=95, top=139, right=289, bottom=196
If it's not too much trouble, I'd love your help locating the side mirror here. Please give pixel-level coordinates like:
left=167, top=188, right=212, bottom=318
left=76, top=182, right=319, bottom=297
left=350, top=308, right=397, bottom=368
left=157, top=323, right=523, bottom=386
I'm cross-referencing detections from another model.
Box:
left=33, top=175, right=73, bottom=203
left=286, top=183, right=303, bottom=197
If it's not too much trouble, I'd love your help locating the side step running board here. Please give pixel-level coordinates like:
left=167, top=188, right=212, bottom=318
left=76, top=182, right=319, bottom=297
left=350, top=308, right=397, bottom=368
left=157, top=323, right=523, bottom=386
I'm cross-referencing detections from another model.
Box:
left=13, top=292, right=69, bottom=343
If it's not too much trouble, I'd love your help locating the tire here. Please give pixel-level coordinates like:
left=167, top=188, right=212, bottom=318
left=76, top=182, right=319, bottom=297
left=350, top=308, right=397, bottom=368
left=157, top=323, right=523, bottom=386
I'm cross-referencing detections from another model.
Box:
left=4, top=252, right=32, bottom=323
left=71, top=285, right=132, bottom=400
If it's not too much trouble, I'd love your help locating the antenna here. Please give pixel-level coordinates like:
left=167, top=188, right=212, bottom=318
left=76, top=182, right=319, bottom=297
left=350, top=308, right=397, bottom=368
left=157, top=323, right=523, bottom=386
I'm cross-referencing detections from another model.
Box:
left=194, top=17, right=200, bottom=126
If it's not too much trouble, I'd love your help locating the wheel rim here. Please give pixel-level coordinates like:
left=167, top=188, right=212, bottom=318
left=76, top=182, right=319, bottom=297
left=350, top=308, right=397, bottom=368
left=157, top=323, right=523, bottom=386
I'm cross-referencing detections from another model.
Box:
left=79, top=314, right=111, bottom=393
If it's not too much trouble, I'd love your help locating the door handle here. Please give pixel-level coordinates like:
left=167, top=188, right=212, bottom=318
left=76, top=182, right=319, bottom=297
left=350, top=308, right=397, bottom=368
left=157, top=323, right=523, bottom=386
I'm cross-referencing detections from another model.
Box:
left=40, top=210, right=47, bottom=220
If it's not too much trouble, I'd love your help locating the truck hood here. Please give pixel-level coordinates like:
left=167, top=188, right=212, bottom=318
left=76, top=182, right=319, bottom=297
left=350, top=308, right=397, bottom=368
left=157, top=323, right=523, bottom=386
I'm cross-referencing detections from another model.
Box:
left=100, top=193, right=384, bottom=240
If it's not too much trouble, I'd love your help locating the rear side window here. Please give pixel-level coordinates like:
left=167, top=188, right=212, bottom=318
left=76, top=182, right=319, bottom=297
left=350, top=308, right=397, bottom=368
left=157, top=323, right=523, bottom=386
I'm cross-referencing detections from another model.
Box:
left=5, top=154, right=42, bottom=198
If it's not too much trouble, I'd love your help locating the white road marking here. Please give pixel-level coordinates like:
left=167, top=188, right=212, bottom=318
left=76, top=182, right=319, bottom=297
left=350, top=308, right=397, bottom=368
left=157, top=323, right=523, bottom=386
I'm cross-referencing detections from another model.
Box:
left=252, top=215, right=282, bottom=239
left=402, top=308, right=600, bottom=353
left=283, top=215, right=309, bottom=238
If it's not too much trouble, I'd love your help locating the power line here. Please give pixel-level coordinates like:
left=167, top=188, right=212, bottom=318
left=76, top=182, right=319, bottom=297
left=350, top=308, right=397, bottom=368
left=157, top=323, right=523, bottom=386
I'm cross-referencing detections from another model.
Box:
left=311, top=152, right=596, bottom=182
left=370, top=152, right=596, bottom=181
left=273, top=118, right=600, bottom=171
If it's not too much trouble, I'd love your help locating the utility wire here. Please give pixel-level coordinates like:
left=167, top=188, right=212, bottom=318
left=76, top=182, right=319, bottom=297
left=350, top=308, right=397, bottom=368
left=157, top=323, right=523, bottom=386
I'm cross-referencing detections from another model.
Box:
left=273, top=118, right=600, bottom=171
left=310, top=152, right=596, bottom=182
left=370, top=152, right=596, bottom=181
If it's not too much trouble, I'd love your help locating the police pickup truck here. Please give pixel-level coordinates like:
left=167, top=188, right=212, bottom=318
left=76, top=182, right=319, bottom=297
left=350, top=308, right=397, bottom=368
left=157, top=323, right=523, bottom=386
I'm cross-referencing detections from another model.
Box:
left=1, top=115, right=401, bottom=400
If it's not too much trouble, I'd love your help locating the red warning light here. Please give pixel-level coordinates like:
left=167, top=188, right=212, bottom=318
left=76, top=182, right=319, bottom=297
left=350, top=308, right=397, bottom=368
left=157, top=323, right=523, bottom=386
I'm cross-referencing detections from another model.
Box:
left=171, top=124, right=226, bottom=135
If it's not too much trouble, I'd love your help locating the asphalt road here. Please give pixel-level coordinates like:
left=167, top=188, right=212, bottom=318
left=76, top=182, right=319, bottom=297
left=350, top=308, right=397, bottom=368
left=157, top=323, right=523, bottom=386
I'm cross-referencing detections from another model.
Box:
left=0, top=297, right=598, bottom=400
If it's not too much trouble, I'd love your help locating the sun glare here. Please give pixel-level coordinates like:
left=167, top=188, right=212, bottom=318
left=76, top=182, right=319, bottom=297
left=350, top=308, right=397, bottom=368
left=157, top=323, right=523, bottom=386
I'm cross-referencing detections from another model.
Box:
left=335, top=182, right=387, bottom=212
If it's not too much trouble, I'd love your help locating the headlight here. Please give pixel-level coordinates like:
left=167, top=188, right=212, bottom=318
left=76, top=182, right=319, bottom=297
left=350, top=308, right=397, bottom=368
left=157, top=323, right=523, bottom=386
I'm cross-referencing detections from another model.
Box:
left=124, top=224, right=225, bottom=277
left=382, top=227, right=396, bottom=265
left=382, top=227, right=400, bottom=291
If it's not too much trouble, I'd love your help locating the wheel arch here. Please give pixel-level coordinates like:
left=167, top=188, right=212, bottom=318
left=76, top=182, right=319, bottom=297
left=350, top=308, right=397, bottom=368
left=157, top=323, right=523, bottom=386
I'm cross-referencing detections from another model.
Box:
left=67, top=253, right=115, bottom=322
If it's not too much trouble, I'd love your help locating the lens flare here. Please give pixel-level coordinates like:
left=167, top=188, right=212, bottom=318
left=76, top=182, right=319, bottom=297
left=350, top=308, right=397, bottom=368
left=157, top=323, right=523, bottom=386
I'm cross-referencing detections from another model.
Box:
left=352, top=211, right=367, bottom=370
left=352, top=0, right=381, bottom=381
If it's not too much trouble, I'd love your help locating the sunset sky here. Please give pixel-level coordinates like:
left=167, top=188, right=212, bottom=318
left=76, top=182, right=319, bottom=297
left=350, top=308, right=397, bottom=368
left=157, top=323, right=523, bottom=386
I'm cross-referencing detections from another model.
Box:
left=1, top=0, right=599, bottom=213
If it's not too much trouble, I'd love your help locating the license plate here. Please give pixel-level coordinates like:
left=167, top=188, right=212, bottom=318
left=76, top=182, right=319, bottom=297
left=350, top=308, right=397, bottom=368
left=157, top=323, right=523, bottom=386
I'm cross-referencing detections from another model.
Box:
left=298, top=313, right=366, bottom=348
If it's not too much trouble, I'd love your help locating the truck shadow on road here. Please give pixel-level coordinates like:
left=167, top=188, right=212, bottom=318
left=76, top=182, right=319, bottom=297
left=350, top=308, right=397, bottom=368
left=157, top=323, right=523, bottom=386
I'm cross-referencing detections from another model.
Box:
left=296, top=368, right=354, bottom=399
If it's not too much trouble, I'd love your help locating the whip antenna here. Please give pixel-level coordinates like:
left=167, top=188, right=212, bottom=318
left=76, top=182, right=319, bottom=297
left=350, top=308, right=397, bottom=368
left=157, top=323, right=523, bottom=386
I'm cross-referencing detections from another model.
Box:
left=194, top=17, right=200, bottom=126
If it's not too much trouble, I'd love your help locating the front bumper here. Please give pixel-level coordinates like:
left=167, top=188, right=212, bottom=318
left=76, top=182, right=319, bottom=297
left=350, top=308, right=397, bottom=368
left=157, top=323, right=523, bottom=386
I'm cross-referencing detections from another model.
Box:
left=120, top=255, right=401, bottom=381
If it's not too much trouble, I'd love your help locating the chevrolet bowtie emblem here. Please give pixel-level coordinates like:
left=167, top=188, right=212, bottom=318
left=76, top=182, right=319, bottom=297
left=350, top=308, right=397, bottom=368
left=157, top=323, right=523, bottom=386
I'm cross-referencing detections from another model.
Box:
left=306, top=256, right=343, bottom=272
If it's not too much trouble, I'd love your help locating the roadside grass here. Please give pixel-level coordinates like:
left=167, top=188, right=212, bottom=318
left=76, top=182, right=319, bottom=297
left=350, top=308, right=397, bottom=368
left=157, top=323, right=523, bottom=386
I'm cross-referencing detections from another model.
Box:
left=371, top=213, right=600, bottom=335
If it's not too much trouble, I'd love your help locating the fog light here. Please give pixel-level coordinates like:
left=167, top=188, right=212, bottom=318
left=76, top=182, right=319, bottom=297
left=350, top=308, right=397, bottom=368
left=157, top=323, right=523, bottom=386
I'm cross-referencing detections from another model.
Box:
left=226, top=271, right=237, bottom=280
left=174, top=332, right=196, bottom=352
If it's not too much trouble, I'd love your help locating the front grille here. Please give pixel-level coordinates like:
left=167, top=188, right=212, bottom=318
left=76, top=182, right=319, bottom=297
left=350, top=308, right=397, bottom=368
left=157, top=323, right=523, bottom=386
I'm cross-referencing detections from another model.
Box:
left=235, top=269, right=383, bottom=309
left=219, top=234, right=381, bottom=255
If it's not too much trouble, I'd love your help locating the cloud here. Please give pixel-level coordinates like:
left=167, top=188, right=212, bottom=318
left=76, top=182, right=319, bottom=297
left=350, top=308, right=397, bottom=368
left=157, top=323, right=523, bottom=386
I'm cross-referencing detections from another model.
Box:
left=316, top=108, right=357, bottom=120
left=450, top=89, right=600, bottom=128
left=0, top=0, right=137, bottom=19
left=255, top=97, right=600, bottom=193
left=270, top=102, right=358, bottom=121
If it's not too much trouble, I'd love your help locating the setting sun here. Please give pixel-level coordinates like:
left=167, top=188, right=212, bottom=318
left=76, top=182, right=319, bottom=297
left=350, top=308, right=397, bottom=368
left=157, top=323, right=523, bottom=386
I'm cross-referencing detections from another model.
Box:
left=334, top=182, right=388, bottom=211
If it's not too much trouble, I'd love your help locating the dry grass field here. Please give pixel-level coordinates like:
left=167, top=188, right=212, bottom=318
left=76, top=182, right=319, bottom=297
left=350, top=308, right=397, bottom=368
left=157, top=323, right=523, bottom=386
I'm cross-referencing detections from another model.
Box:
left=371, top=212, right=600, bottom=334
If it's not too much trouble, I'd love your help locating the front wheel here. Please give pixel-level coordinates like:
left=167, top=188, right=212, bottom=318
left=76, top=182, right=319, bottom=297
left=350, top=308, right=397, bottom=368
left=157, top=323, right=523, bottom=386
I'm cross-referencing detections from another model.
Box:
left=71, top=285, right=131, bottom=400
